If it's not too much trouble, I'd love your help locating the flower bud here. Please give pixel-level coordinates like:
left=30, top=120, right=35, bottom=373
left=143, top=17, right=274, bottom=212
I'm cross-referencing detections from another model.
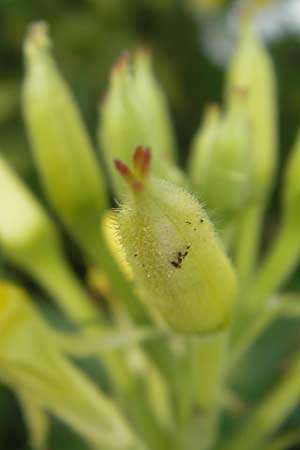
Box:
left=0, top=156, right=100, bottom=323
left=226, top=23, right=277, bottom=200
left=98, top=51, right=185, bottom=197
left=22, top=22, right=107, bottom=249
left=114, top=147, right=237, bottom=335
left=133, top=49, right=177, bottom=163
left=0, top=155, right=57, bottom=271
left=281, top=133, right=300, bottom=226
left=188, top=95, right=252, bottom=220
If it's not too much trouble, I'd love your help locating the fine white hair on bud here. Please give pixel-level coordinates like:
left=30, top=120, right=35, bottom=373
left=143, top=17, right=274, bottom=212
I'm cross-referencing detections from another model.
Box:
left=114, top=147, right=237, bottom=335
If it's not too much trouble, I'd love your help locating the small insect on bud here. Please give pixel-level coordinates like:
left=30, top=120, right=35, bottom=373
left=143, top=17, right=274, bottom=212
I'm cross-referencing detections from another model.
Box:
left=98, top=50, right=185, bottom=198
left=115, top=147, right=237, bottom=335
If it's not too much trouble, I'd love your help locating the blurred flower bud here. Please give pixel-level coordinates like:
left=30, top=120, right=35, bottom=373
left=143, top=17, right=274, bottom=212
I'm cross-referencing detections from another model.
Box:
left=226, top=23, right=277, bottom=200
left=114, top=147, right=236, bottom=335
left=0, top=156, right=99, bottom=322
left=282, top=134, right=300, bottom=226
left=98, top=50, right=185, bottom=197
left=0, top=282, right=139, bottom=450
left=22, top=22, right=107, bottom=250
left=133, top=49, right=176, bottom=162
left=0, top=155, right=57, bottom=273
left=188, top=93, right=253, bottom=220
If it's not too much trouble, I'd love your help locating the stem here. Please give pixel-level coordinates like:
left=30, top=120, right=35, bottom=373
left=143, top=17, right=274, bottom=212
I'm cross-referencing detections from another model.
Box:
left=230, top=304, right=276, bottom=368
left=180, top=333, right=227, bottom=450
left=28, top=240, right=104, bottom=324
left=1, top=355, right=146, bottom=450
left=231, top=221, right=300, bottom=361
left=219, top=222, right=236, bottom=252
left=218, top=357, right=300, bottom=450
left=235, top=204, right=264, bottom=287
left=245, top=221, right=300, bottom=311
left=262, top=428, right=300, bottom=450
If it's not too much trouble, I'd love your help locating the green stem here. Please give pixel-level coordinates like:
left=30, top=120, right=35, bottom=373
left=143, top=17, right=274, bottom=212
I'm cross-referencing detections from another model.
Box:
left=235, top=204, right=264, bottom=287
left=180, top=333, right=227, bottom=450
left=245, top=221, right=300, bottom=311
left=230, top=304, right=276, bottom=368
left=262, top=428, right=300, bottom=450
left=218, top=357, right=300, bottom=450
left=1, top=356, right=146, bottom=450
left=27, top=239, right=103, bottom=324
left=231, top=291, right=300, bottom=369
left=231, top=221, right=300, bottom=361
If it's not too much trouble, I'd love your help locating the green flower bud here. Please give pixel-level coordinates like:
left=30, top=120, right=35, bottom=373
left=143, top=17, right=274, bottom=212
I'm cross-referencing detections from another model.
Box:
left=114, top=147, right=237, bottom=335
left=98, top=51, right=185, bottom=197
left=0, top=155, right=57, bottom=271
left=0, top=156, right=100, bottom=322
left=22, top=22, right=107, bottom=249
left=226, top=23, right=277, bottom=199
left=188, top=94, right=252, bottom=220
left=133, top=49, right=177, bottom=163
left=282, top=134, right=300, bottom=226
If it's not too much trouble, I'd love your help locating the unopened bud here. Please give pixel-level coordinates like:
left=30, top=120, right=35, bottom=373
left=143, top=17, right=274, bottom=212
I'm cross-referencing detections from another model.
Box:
left=189, top=94, right=252, bottom=220
left=0, top=155, right=57, bottom=271
left=226, top=23, right=277, bottom=199
left=22, top=22, right=107, bottom=248
left=114, top=147, right=237, bottom=335
left=0, top=156, right=100, bottom=323
left=99, top=50, right=185, bottom=197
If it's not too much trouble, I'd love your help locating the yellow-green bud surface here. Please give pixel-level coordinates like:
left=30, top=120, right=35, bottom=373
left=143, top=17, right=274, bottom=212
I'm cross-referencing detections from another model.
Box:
left=226, top=23, right=277, bottom=199
left=189, top=95, right=252, bottom=219
left=115, top=147, right=236, bottom=334
left=99, top=51, right=185, bottom=197
left=0, top=155, right=57, bottom=266
left=23, top=22, right=107, bottom=232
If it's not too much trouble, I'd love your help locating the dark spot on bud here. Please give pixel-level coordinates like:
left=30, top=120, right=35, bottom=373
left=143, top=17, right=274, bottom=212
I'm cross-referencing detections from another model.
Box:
left=171, top=245, right=191, bottom=268
left=171, top=261, right=181, bottom=269
left=200, top=218, right=204, bottom=223
left=185, top=221, right=191, bottom=224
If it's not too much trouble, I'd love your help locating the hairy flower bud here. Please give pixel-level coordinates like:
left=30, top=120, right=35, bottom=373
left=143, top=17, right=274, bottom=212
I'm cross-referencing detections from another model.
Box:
left=226, top=23, right=277, bottom=200
left=99, top=51, right=185, bottom=197
left=114, top=147, right=236, bottom=335
left=23, top=22, right=107, bottom=249
left=188, top=94, right=252, bottom=220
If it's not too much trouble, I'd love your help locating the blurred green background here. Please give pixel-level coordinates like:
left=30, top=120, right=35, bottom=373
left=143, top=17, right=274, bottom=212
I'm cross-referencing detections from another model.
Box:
left=1, top=0, right=300, bottom=448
